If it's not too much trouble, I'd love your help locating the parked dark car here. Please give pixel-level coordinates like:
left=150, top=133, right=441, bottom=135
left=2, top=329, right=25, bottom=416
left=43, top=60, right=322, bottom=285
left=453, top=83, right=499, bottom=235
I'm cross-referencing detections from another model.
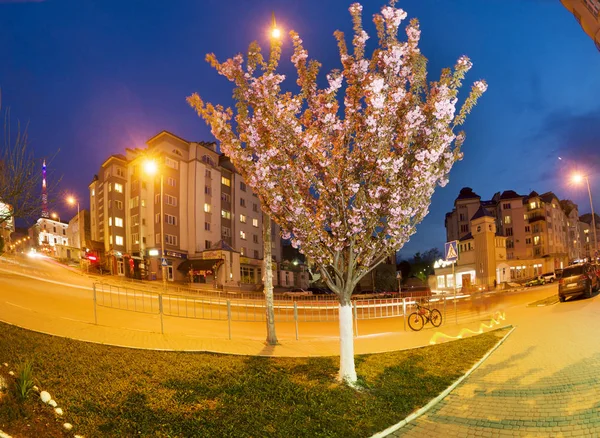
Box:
left=400, top=277, right=432, bottom=298
left=558, top=263, right=599, bottom=302
left=525, top=276, right=545, bottom=287
left=307, top=287, right=334, bottom=295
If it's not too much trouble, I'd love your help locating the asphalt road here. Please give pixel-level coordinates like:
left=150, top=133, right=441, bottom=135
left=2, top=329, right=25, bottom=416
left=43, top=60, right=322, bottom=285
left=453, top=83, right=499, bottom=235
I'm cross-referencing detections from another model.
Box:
left=0, top=253, right=558, bottom=349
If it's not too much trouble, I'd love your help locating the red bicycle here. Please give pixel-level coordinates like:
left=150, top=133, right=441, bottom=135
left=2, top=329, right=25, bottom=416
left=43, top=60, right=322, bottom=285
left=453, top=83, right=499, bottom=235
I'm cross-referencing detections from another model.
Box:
left=408, top=301, right=442, bottom=331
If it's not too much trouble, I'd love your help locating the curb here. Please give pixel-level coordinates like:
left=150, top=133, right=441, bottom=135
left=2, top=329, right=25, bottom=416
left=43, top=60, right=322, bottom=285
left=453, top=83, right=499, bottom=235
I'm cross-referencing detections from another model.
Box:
left=371, top=325, right=516, bottom=438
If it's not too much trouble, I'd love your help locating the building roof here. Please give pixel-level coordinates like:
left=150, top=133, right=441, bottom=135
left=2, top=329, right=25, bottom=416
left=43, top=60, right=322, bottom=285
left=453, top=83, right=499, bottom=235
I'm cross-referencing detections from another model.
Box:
left=459, top=232, right=473, bottom=242
left=539, top=191, right=560, bottom=205
left=455, top=187, right=480, bottom=202
left=471, top=206, right=494, bottom=221
left=499, top=190, right=522, bottom=200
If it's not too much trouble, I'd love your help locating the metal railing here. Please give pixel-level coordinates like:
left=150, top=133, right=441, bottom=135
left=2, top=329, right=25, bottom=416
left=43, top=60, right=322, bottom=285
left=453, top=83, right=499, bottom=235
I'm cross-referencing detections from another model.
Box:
left=91, top=283, right=496, bottom=340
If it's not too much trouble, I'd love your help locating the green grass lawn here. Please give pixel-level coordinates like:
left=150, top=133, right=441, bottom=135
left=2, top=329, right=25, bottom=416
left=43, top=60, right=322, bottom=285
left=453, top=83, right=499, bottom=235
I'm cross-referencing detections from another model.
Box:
left=0, top=322, right=509, bottom=437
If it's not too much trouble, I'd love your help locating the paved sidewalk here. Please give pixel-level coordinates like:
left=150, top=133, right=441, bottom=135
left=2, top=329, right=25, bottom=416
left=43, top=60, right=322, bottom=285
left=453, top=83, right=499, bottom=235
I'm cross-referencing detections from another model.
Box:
left=392, top=292, right=600, bottom=437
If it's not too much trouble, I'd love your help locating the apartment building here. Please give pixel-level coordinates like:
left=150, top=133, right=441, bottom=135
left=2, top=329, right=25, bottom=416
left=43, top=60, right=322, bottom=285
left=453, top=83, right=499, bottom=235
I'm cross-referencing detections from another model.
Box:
left=439, top=187, right=591, bottom=289
left=0, top=201, right=14, bottom=244
left=28, top=217, right=69, bottom=255
left=561, top=0, right=600, bottom=51
left=89, top=131, right=281, bottom=286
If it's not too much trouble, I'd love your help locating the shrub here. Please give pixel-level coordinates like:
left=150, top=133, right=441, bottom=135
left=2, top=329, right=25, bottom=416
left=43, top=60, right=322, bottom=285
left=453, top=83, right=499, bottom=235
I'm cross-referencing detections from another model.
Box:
left=14, top=359, right=35, bottom=402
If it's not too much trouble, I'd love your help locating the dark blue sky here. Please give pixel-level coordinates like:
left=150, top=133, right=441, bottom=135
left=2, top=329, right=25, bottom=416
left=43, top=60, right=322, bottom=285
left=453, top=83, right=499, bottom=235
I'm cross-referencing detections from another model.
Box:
left=1, top=0, right=599, bottom=257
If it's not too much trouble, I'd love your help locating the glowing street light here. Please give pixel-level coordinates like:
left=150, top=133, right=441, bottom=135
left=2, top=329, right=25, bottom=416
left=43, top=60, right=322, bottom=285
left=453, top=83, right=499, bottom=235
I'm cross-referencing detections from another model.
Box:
left=270, top=12, right=281, bottom=40
left=572, top=172, right=598, bottom=258
left=67, top=195, right=81, bottom=254
left=51, top=212, right=60, bottom=222
left=143, top=158, right=166, bottom=289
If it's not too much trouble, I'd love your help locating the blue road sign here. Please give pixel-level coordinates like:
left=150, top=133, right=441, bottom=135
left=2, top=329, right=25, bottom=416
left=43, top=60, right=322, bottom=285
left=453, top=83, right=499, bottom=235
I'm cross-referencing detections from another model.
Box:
left=161, top=258, right=168, bottom=267
left=445, top=241, right=459, bottom=262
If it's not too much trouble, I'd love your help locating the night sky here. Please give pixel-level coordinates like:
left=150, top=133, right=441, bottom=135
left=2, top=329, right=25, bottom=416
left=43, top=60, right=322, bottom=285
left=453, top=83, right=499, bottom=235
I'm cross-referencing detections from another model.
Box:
left=1, top=0, right=599, bottom=258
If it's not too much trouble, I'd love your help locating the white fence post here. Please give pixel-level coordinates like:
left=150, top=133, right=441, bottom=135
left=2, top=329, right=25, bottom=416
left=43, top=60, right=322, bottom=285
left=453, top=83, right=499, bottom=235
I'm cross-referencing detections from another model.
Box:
left=227, top=300, right=232, bottom=340
left=93, top=283, right=98, bottom=325
left=293, top=301, right=299, bottom=341
left=402, top=297, right=407, bottom=331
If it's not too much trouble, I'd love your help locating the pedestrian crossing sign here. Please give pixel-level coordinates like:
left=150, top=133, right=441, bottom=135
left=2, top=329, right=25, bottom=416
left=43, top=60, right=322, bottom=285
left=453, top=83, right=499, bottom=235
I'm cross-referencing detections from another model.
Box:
left=445, top=241, right=459, bottom=262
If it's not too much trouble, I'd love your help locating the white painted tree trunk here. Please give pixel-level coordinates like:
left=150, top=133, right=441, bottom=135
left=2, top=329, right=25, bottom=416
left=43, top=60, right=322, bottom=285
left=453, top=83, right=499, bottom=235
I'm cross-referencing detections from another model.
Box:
left=338, top=303, right=357, bottom=385
left=263, top=214, right=277, bottom=345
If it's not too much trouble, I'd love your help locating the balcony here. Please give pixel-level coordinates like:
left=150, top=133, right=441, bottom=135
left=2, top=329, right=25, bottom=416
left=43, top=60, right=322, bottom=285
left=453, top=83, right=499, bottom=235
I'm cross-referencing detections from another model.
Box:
left=528, top=214, right=545, bottom=223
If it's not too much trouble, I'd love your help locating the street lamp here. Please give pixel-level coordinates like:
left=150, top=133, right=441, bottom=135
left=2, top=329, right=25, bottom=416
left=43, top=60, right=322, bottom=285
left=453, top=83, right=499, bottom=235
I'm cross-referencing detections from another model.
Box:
left=143, top=159, right=166, bottom=289
left=67, top=195, right=81, bottom=255
left=51, top=212, right=60, bottom=222
left=572, top=172, right=598, bottom=259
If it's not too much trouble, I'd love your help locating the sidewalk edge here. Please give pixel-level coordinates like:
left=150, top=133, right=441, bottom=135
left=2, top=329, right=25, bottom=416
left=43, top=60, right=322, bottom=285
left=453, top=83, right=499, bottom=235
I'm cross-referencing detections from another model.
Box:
left=371, top=324, right=516, bottom=438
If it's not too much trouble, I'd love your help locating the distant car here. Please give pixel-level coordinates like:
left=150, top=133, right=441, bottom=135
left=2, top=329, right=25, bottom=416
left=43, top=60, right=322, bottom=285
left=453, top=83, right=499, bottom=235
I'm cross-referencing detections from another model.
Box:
left=307, top=287, right=334, bottom=295
left=400, top=277, right=432, bottom=298
left=525, top=276, right=545, bottom=287
left=282, top=288, right=312, bottom=297
left=558, top=263, right=599, bottom=302
left=540, top=272, right=556, bottom=283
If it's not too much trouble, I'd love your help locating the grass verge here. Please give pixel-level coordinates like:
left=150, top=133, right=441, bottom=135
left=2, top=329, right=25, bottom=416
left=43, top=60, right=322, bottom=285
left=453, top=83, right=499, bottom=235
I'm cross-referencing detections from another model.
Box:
left=0, top=322, right=509, bottom=437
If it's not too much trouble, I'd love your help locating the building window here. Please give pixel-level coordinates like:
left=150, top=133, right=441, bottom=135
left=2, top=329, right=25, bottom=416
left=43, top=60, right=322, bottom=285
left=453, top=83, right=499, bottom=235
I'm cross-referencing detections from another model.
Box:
left=167, top=177, right=176, bottom=187
left=254, top=250, right=259, bottom=259
left=165, top=234, right=177, bottom=246
left=141, top=199, right=146, bottom=207
left=526, top=237, right=532, bottom=244
left=204, top=203, right=211, bottom=213
left=108, top=218, right=112, bottom=226
left=507, top=239, right=514, bottom=249
left=240, top=230, right=246, bottom=240
left=460, top=224, right=469, bottom=233
left=506, top=227, right=513, bottom=236
left=525, top=226, right=530, bottom=233
left=115, top=235, right=124, bottom=246
left=533, top=236, right=540, bottom=245
left=253, top=203, right=259, bottom=213
left=205, top=186, right=211, bottom=196
left=221, top=210, right=231, bottom=219
left=205, top=240, right=212, bottom=249
left=459, top=213, right=466, bottom=221
left=109, top=235, right=113, bottom=244
left=205, top=222, right=210, bottom=231
left=240, top=214, right=247, bottom=223
left=131, top=214, right=139, bottom=226
left=252, top=218, right=259, bottom=228
left=116, top=167, right=125, bottom=177
left=91, top=189, right=95, bottom=196
left=130, top=196, right=139, bottom=209
left=222, top=226, right=231, bottom=237
left=165, top=214, right=178, bottom=226
left=165, top=195, right=177, bottom=207
left=221, top=193, right=231, bottom=203
left=155, top=233, right=160, bottom=245
left=108, top=183, right=112, bottom=192
left=504, top=215, right=511, bottom=225
left=115, top=217, right=123, bottom=227
left=240, top=181, right=247, bottom=192
left=240, top=198, right=246, bottom=208
left=115, top=200, right=123, bottom=210
left=221, top=176, right=231, bottom=187
left=253, top=234, right=259, bottom=244
left=205, top=169, right=211, bottom=178
left=114, top=183, right=123, bottom=193
left=503, top=203, right=511, bottom=210
left=165, top=157, right=179, bottom=170
left=132, top=233, right=139, bottom=244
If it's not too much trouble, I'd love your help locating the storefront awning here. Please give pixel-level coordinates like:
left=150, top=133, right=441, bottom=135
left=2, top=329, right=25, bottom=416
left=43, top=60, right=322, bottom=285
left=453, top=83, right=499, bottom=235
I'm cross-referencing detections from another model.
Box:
left=177, top=259, right=221, bottom=272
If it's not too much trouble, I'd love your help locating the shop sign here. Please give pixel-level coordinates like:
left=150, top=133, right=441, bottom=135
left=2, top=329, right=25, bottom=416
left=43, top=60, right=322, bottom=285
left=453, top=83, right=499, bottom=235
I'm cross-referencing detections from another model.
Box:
left=164, top=250, right=188, bottom=259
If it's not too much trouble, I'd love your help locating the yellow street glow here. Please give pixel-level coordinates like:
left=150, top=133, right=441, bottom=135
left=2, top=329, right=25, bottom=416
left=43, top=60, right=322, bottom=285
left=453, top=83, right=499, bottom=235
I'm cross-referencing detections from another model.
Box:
left=271, top=27, right=281, bottom=39
left=67, top=196, right=76, bottom=205
left=572, top=173, right=584, bottom=184
left=144, top=159, right=158, bottom=176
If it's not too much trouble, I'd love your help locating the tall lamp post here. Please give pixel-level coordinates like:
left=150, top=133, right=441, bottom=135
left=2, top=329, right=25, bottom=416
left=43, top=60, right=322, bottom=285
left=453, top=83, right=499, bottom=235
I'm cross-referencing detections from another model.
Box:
left=573, top=173, right=598, bottom=259
left=67, top=196, right=81, bottom=256
left=260, top=12, right=282, bottom=346
left=144, top=159, right=167, bottom=289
